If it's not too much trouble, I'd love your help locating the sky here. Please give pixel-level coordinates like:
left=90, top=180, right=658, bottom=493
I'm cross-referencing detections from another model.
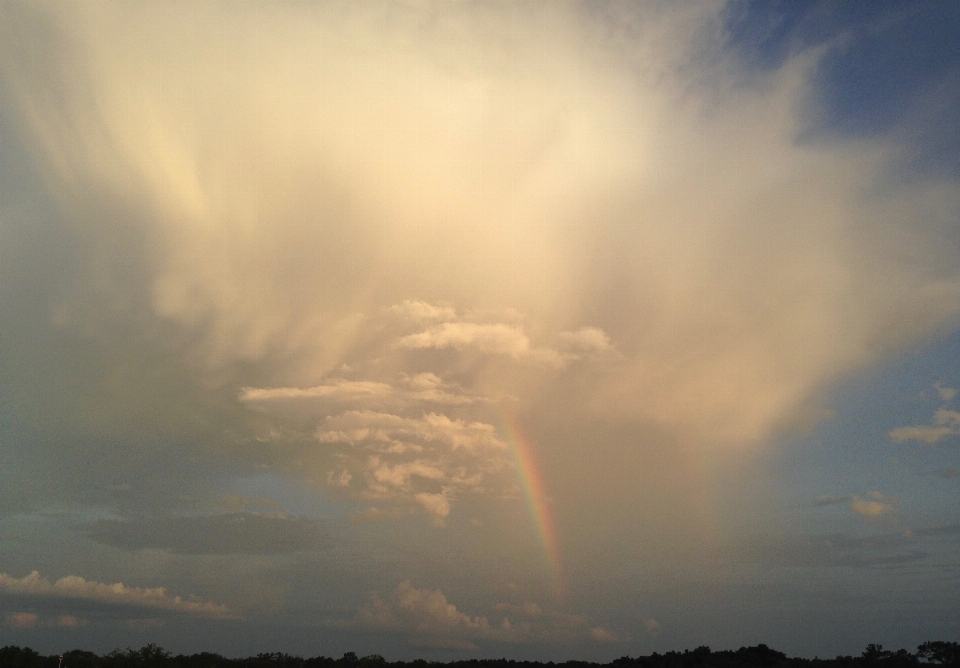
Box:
left=1, top=0, right=960, bottom=661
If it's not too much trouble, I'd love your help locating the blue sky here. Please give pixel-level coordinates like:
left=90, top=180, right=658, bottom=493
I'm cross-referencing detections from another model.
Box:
left=1, top=1, right=959, bottom=661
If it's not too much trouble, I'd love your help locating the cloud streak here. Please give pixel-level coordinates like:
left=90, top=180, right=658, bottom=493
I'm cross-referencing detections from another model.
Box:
left=0, top=571, right=233, bottom=618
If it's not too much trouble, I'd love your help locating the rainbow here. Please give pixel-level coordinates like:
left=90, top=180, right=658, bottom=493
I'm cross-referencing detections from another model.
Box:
left=500, top=413, right=565, bottom=600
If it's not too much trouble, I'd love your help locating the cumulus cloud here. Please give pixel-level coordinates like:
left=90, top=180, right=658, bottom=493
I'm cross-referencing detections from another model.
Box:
left=343, top=581, right=592, bottom=649
left=240, top=381, right=393, bottom=403
left=850, top=492, right=895, bottom=518
left=890, top=409, right=960, bottom=444
left=934, top=381, right=957, bottom=402
left=0, top=571, right=232, bottom=618
left=397, top=322, right=566, bottom=367
left=316, top=411, right=512, bottom=521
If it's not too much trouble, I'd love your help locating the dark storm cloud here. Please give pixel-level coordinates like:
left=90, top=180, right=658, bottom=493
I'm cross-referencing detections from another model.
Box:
left=85, top=513, right=330, bottom=555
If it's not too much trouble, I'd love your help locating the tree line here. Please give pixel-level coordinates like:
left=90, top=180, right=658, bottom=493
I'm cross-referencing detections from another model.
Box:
left=0, top=642, right=957, bottom=668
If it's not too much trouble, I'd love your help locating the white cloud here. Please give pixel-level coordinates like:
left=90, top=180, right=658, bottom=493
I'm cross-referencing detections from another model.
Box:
left=315, top=411, right=512, bottom=520
left=0, top=571, right=233, bottom=618
left=890, top=409, right=960, bottom=444
left=397, top=322, right=565, bottom=367
left=5, top=0, right=960, bottom=458
left=240, top=380, right=392, bottom=402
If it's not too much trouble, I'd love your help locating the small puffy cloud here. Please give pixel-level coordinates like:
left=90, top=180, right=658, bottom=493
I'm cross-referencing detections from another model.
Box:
left=589, top=626, right=619, bottom=643
left=414, top=492, right=451, bottom=521
left=850, top=492, right=895, bottom=518
left=316, top=411, right=512, bottom=520
left=935, top=381, right=957, bottom=402
left=0, top=570, right=232, bottom=618
left=933, top=467, right=960, bottom=479
left=889, top=409, right=960, bottom=444
left=557, top=327, right=613, bottom=352
left=6, top=612, right=39, bottom=629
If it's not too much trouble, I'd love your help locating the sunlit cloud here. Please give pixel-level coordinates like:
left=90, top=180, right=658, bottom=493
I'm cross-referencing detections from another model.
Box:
left=0, top=571, right=233, bottom=618
left=890, top=409, right=960, bottom=444
left=341, top=580, right=594, bottom=649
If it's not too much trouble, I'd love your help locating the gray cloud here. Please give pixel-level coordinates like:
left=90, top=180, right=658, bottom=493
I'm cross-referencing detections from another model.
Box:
left=85, top=512, right=329, bottom=555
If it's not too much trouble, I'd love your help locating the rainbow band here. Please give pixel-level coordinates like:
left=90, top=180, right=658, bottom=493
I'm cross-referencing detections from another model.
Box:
left=500, top=413, right=564, bottom=600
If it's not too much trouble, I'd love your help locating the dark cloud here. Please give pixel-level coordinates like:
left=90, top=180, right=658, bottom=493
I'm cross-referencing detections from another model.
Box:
left=85, top=512, right=329, bottom=555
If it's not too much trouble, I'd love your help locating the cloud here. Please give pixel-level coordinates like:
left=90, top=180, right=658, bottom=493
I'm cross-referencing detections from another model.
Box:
left=638, top=616, right=662, bottom=636
left=85, top=512, right=329, bottom=554
left=0, top=571, right=232, bottom=618
left=240, top=381, right=393, bottom=403
left=814, top=494, right=853, bottom=507
left=850, top=492, right=895, bottom=518
left=57, top=615, right=87, bottom=628
left=2, top=0, right=959, bottom=464
left=397, top=322, right=566, bottom=367
left=890, top=409, right=960, bottom=444
left=389, top=300, right=457, bottom=322
left=935, top=381, right=957, bottom=402
left=814, top=492, right=895, bottom=518
left=316, top=411, right=512, bottom=521
left=343, top=581, right=592, bottom=649
left=5, top=612, right=39, bottom=629
left=242, top=373, right=482, bottom=408
left=557, top=327, right=614, bottom=353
